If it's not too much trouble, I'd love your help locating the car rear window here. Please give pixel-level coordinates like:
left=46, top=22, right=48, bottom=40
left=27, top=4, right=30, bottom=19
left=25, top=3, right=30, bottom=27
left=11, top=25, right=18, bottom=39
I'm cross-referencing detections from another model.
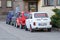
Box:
left=34, top=13, right=48, bottom=18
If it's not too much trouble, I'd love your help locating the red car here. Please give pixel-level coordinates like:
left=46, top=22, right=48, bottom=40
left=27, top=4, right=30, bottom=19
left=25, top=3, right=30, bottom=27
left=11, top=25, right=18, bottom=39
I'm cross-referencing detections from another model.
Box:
left=16, top=12, right=29, bottom=29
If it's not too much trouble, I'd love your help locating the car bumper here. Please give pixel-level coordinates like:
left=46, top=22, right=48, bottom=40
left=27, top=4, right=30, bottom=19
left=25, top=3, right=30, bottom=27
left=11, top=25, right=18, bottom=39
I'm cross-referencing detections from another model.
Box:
left=32, top=25, right=52, bottom=29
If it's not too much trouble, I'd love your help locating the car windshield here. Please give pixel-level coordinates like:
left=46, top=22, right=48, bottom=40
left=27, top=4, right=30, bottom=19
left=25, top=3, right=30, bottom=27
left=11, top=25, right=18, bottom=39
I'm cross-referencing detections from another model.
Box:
left=34, top=13, right=48, bottom=18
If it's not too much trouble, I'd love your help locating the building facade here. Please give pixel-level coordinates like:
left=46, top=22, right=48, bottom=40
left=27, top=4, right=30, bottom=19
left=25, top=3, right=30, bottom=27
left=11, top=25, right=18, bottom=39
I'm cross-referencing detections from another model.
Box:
left=14, top=0, right=39, bottom=12
left=0, top=0, right=60, bottom=17
left=0, top=0, right=15, bottom=15
left=14, top=0, right=60, bottom=17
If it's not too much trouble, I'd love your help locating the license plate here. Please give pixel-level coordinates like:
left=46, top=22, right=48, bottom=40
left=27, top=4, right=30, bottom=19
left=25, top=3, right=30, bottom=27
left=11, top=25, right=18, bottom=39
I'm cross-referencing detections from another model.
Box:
left=38, top=23, right=47, bottom=26
left=41, top=23, right=47, bottom=26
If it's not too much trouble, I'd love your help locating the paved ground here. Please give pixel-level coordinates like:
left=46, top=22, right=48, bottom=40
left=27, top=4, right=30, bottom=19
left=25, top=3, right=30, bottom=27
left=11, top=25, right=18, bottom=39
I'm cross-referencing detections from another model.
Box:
left=0, top=21, right=60, bottom=40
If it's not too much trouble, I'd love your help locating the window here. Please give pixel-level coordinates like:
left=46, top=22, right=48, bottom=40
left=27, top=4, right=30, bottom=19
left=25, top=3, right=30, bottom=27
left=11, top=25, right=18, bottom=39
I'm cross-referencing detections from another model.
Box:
left=44, top=0, right=60, bottom=6
left=28, top=2, right=38, bottom=12
left=0, top=0, right=1, bottom=7
left=57, top=0, right=60, bottom=5
left=7, top=0, right=12, bottom=7
left=44, top=0, right=54, bottom=6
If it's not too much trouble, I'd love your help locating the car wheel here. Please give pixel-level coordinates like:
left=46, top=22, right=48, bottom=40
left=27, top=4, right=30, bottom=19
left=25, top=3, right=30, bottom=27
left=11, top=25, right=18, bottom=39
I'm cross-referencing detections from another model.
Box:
left=7, top=21, right=9, bottom=24
left=20, top=24, right=23, bottom=29
left=11, top=23, right=14, bottom=26
left=25, top=25, right=28, bottom=31
left=48, top=28, right=51, bottom=32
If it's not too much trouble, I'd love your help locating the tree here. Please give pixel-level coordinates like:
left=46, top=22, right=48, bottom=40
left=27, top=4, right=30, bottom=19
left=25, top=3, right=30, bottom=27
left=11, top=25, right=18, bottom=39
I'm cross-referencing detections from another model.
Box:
left=51, top=8, right=60, bottom=28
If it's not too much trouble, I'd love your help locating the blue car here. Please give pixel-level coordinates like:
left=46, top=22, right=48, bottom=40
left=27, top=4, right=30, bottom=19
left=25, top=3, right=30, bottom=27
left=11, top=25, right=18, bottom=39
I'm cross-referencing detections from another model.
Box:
left=6, top=11, right=14, bottom=24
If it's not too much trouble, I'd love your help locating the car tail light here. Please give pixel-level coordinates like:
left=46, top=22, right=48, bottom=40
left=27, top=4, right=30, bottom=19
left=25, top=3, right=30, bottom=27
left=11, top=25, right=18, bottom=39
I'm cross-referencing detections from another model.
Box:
left=33, top=22, right=36, bottom=26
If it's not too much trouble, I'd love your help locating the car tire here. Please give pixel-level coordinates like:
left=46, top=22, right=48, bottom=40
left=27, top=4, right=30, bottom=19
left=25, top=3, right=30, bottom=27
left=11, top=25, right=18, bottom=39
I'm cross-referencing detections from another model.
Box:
left=20, top=24, right=23, bottom=29
left=48, top=28, right=51, bottom=32
left=25, top=25, right=28, bottom=31
left=11, top=23, right=14, bottom=26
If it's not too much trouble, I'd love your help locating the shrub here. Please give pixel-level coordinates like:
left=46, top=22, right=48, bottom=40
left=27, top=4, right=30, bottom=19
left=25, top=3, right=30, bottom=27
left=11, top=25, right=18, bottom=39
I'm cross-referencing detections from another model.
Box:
left=51, top=8, right=60, bottom=28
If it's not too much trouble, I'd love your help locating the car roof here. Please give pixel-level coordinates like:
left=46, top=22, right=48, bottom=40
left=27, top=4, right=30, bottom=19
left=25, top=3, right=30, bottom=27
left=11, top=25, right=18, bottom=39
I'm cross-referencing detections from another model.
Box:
left=30, top=12, right=48, bottom=15
left=31, top=12, right=47, bottom=13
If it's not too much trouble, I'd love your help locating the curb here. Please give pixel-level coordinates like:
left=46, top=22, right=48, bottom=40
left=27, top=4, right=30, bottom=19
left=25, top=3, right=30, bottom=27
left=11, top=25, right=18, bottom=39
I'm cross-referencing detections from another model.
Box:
left=52, top=28, right=60, bottom=31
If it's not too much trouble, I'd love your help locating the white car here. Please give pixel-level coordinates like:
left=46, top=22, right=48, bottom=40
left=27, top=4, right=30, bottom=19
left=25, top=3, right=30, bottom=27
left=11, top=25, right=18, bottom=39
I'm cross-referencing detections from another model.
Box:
left=25, top=12, right=52, bottom=32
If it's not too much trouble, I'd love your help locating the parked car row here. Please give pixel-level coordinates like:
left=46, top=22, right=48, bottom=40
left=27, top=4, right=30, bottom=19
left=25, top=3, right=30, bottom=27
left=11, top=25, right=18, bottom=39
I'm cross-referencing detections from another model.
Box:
left=6, top=11, right=52, bottom=32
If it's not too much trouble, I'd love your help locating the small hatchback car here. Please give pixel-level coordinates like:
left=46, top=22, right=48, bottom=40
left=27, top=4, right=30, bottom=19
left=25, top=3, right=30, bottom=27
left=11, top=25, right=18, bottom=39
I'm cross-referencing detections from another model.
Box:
left=6, top=11, right=14, bottom=24
left=16, top=12, right=29, bottom=28
left=25, top=12, right=52, bottom=32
